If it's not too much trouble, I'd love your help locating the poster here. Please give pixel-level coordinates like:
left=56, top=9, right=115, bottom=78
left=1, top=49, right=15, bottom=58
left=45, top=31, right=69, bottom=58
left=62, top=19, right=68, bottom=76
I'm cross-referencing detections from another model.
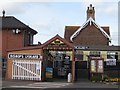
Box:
left=91, top=60, right=96, bottom=72
left=97, top=60, right=103, bottom=73
left=46, top=67, right=53, bottom=79
left=90, top=59, right=104, bottom=73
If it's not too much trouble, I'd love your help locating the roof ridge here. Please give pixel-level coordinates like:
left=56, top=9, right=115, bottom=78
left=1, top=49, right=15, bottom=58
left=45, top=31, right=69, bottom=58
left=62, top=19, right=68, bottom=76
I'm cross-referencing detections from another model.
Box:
left=1, top=16, right=37, bottom=34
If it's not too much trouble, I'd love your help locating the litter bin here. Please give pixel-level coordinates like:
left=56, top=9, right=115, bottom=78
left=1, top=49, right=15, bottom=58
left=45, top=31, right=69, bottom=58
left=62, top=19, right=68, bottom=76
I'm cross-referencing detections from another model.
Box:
left=67, top=73, right=72, bottom=83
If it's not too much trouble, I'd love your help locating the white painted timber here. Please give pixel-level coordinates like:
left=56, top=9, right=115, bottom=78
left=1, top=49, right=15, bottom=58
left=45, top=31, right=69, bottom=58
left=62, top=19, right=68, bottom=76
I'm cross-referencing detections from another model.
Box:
left=12, top=60, right=42, bottom=81
left=70, top=17, right=111, bottom=42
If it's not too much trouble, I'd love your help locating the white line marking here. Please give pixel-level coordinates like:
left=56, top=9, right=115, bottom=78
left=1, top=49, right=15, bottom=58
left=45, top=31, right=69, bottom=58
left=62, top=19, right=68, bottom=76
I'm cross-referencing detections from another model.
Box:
left=10, top=86, right=47, bottom=88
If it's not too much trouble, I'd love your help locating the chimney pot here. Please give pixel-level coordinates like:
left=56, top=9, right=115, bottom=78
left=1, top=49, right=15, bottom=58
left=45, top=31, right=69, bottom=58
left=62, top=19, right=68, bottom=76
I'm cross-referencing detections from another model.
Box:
left=2, top=10, right=5, bottom=17
left=90, top=4, right=92, bottom=7
left=86, top=4, right=95, bottom=20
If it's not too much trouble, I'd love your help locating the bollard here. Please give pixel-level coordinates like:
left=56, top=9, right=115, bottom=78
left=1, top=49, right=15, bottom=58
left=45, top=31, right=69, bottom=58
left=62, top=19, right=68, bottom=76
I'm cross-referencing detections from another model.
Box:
left=67, top=73, right=72, bottom=83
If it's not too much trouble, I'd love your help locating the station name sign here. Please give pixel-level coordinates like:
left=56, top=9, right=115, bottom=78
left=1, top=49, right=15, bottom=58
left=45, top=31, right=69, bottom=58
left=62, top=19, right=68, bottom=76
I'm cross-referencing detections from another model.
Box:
left=8, top=54, right=41, bottom=59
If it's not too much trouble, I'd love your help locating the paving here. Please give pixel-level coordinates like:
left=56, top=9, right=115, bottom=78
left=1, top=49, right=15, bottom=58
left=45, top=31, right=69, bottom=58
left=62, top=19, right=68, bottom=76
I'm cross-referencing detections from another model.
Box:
left=1, top=79, right=120, bottom=90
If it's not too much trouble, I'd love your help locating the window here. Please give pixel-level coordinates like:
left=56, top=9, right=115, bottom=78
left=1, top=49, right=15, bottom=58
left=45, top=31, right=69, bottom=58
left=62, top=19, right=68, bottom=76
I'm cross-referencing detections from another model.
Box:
left=30, top=34, right=33, bottom=44
left=90, top=51, right=101, bottom=57
left=107, top=51, right=118, bottom=59
left=75, top=50, right=83, bottom=60
left=2, top=58, right=6, bottom=69
left=28, top=34, right=33, bottom=45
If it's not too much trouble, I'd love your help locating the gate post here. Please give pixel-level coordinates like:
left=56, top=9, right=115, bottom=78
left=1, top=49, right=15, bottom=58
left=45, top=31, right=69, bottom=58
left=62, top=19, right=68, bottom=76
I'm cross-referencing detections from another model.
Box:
left=72, top=49, right=75, bottom=82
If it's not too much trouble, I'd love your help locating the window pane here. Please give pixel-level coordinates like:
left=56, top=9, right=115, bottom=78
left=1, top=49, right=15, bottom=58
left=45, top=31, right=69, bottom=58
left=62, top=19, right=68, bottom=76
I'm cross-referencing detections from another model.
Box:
left=90, top=51, right=100, bottom=57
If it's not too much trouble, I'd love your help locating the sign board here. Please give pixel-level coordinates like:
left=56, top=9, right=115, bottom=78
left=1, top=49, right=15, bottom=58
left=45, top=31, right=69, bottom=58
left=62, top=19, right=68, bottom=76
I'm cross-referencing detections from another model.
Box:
left=91, top=60, right=96, bottom=73
left=63, top=56, right=70, bottom=73
left=106, top=59, right=116, bottom=66
left=46, top=67, right=53, bottom=79
left=97, top=60, right=103, bottom=73
left=8, top=54, right=42, bottom=59
left=63, top=56, right=70, bottom=64
left=90, top=57, right=104, bottom=73
left=58, top=67, right=66, bottom=76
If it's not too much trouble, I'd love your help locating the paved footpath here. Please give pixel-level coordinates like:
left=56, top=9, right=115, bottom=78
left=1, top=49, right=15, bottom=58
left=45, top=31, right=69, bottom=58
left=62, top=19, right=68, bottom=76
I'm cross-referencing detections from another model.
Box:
left=2, top=80, right=71, bottom=89
left=1, top=80, right=120, bottom=90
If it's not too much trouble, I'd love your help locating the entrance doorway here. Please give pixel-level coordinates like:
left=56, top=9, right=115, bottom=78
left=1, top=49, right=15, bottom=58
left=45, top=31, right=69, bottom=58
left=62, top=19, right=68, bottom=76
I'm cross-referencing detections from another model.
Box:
left=43, top=50, right=72, bottom=81
left=41, top=35, right=74, bottom=82
left=75, top=61, right=90, bottom=81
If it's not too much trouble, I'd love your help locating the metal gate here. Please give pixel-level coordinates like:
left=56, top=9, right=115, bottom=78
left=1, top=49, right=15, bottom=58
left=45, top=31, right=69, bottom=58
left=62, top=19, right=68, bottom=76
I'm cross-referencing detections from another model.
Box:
left=12, top=60, right=42, bottom=81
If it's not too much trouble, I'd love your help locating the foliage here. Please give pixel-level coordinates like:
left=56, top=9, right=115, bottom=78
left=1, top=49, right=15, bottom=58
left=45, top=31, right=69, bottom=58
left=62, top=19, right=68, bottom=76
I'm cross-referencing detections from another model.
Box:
left=91, top=74, right=102, bottom=81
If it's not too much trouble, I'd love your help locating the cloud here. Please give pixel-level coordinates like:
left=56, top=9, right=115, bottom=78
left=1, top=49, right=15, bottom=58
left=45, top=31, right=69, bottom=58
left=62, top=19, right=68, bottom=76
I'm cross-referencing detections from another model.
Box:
left=0, top=1, right=119, bottom=45
left=33, top=18, right=64, bottom=44
left=0, top=2, right=27, bottom=16
left=96, top=3, right=118, bottom=15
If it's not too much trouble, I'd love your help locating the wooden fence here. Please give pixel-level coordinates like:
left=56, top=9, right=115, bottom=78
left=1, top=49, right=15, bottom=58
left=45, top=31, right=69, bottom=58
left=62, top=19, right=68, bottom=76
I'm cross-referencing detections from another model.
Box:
left=12, top=60, right=42, bottom=81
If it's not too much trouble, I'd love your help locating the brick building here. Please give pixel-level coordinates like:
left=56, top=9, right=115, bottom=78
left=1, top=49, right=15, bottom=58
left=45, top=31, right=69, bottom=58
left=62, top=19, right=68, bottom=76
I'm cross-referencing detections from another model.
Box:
left=3, top=4, right=120, bottom=82
left=64, top=4, right=119, bottom=80
left=0, top=11, right=37, bottom=68
left=64, top=4, right=111, bottom=46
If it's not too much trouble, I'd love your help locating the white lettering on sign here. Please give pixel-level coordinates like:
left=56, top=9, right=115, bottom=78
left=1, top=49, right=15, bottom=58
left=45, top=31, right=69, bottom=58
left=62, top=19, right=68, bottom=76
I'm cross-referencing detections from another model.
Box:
left=8, top=54, right=41, bottom=59
left=106, top=59, right=116, bottom=66
left=9, top=54, right=24, bottom=58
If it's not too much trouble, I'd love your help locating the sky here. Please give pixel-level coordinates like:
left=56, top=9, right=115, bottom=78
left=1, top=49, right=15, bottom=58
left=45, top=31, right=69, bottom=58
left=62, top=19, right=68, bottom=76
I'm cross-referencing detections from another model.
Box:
left=0, top=0, right=119, bottom=45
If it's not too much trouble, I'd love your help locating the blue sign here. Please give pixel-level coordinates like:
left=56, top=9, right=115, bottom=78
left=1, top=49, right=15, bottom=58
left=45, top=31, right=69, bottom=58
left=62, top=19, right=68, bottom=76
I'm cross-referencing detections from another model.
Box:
left=46, top=67, right=53, bottom=79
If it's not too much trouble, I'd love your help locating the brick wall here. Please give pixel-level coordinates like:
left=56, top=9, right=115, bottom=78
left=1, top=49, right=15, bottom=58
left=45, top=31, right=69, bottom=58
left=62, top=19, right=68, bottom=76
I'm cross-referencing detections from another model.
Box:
left=73, top=24, right=109, bottom=45
left=1, top=29, right=24, bottom=58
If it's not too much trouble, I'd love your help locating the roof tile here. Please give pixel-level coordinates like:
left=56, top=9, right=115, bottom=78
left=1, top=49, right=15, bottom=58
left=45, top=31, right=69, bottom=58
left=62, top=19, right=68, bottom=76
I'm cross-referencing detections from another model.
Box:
left=0, top=16, right=37, bottom=34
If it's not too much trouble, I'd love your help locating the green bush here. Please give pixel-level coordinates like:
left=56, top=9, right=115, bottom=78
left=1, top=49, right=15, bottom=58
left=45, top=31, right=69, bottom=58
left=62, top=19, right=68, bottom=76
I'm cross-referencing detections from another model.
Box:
left=103, top=74, right=109, bottom=81
left=91, top=74, right=102, bottom=81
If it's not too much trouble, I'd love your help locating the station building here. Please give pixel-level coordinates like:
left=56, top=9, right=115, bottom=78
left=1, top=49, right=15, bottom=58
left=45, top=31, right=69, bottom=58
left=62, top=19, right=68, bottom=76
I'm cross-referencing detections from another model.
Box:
left=6, top=35, right=75, bottom=81
left=64, top=4, right=120, bottom=80
left=1, top=4, right=120, bottom=82
left=0, top=10, right=37, bottom=69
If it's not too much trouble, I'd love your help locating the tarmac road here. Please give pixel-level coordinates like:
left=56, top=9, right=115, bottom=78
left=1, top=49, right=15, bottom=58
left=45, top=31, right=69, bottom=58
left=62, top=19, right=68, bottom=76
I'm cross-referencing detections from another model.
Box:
left=2, top=87, right=120, bottom=90
left=2, top=80, right=120, bottom=90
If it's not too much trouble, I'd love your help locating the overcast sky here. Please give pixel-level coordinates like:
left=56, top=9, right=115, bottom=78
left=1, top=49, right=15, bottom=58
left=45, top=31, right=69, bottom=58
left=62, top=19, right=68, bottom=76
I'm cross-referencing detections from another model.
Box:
left=0, top=0, right=119, bottom=45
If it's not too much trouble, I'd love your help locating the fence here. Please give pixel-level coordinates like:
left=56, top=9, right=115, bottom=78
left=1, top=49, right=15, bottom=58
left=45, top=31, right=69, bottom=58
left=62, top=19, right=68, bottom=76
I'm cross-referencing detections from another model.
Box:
left=12, top=60, right=42, bottom=81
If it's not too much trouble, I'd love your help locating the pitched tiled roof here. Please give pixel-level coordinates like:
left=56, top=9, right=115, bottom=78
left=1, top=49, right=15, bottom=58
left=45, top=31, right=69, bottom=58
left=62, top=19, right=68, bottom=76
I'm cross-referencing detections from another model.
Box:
left=0, top=16, right=37, bottom=34
left=64, top=18, right=111, bottom=43
left=101, top=26, right=110, bottom=36
left=42, top=34, right=74, bottom=48
left=70, top=17, right=111, bottom=42
left=64, top=26, right=80, bottom=42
